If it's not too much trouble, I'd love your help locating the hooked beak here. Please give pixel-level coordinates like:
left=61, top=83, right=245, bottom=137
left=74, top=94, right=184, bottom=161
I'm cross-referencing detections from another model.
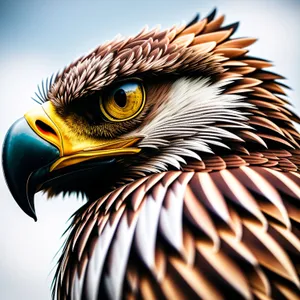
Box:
left=2, top=102, right=141, bottom=221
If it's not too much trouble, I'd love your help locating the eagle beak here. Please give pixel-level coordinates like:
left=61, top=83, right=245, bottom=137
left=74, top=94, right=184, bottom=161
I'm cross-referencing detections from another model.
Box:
left=2, top=101, right=141, bottom=221
left=2, top=118, right=59, bottom=221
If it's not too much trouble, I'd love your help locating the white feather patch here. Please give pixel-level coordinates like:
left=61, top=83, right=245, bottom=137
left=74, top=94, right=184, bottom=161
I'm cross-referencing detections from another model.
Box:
left=129, top=77, right=254, bottom=173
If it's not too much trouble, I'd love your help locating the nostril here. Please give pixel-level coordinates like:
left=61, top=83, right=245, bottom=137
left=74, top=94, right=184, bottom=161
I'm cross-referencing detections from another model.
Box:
left=35, top=120, right=57, bottom=137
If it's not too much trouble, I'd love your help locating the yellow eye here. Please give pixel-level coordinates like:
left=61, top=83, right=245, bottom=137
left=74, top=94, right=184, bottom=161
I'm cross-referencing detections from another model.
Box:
left=100, top=81, right=145, bottom=122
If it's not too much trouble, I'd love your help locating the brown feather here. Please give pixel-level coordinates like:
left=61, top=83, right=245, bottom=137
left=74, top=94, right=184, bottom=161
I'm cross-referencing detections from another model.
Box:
left=50, top=10, right=300, bottom=300
left=54, top=166, right=300, bottom=299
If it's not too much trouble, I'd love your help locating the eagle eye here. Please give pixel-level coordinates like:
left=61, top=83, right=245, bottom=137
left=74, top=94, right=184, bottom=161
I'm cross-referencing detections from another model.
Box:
left=100, top=81, right=145, bottom=122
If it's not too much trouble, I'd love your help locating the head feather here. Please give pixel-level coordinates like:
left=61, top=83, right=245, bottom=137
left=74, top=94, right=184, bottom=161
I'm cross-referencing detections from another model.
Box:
left=36, top=11, right=300, bottom=176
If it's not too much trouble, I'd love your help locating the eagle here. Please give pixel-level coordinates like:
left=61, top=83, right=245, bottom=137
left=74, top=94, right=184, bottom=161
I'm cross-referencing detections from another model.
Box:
left=2, top=9, right=300, bottom=300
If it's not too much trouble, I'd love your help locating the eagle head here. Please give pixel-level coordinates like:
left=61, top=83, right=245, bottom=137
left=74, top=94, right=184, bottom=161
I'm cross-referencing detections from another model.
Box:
left=2, top=10, right=299, bottom=219
left=2, top=9, right=300, bottom=300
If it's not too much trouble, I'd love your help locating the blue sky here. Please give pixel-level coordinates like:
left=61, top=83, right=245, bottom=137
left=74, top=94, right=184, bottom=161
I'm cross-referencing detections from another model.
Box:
left=0, top=0, right=299, bottom=299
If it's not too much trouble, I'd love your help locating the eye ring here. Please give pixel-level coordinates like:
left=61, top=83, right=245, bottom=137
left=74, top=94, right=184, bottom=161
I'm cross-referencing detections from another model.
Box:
left=99, top=80, right=146, bottom=122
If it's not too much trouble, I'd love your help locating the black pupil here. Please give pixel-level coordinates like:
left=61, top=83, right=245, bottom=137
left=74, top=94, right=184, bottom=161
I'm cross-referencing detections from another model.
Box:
left=114, top=89, right=127, bottom=108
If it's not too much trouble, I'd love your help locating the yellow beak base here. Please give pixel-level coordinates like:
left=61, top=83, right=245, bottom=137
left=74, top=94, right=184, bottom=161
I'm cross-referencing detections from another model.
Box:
left=24, top=102, right=141, bottom=172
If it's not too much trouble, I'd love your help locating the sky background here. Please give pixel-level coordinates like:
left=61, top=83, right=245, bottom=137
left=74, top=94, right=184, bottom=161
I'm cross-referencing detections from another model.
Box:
left=0, top=0, right=299, bottom=299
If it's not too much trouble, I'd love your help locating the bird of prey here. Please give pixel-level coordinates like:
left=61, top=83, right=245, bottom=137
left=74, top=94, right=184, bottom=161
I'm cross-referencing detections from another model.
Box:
left=2, top=8, right=300, bottom=300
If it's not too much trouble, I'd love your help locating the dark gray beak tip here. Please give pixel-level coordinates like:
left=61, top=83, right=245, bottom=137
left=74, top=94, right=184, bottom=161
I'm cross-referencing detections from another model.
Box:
left=2, top=117, right=59, bottom=221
